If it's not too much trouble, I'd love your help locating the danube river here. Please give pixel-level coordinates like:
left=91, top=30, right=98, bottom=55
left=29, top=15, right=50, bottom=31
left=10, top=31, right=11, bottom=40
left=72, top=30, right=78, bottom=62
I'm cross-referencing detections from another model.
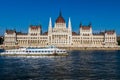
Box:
left=0, top=50, right=120, bottom=80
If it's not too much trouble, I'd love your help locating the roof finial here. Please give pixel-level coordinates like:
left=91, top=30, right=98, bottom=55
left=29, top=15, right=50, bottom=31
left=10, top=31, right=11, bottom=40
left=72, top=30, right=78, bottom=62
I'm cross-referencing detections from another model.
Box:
left=80, top=22, right=82, bottom=27
left=59, top=10, right=62, bottom=17
left=89, top=22, right=92, bottom=27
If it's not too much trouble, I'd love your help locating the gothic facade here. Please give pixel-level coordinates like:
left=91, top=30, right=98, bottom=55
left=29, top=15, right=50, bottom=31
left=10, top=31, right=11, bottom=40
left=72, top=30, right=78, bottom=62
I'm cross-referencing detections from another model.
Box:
left=4, top=13, right=118, bottom=48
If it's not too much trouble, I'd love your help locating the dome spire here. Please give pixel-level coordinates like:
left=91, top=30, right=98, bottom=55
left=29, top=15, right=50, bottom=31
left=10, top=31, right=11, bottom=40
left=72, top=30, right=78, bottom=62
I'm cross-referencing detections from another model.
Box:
left=56, top=11, right=65, bottom=23
left=59, top=10, right=62, bottom=17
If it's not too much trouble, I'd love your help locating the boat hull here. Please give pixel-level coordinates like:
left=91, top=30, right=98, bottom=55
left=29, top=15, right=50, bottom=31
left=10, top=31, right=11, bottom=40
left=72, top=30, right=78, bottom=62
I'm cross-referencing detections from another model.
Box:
left=0, top=46, right=68, bottom=56
left=0, top=53, right=68, bottom=56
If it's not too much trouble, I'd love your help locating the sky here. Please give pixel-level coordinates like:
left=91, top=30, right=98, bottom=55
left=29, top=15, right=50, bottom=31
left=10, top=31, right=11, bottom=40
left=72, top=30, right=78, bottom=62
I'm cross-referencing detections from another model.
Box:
left=0, top=0, right=120, bottom=35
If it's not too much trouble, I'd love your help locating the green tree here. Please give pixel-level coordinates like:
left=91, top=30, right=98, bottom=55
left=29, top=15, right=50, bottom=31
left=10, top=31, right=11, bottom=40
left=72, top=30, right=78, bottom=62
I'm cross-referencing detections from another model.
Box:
left=0, top=37, right=4, bottom=44
left=118, top=40, right=120, bottom=45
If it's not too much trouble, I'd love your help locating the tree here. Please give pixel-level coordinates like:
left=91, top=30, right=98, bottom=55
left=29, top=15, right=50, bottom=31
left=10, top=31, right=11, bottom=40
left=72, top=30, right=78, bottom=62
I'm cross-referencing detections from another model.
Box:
left=0, top=37, right=4, bottom=44
left=118, top=40, right=120, bottom=45
left=117, top=36, right=120, bottom=45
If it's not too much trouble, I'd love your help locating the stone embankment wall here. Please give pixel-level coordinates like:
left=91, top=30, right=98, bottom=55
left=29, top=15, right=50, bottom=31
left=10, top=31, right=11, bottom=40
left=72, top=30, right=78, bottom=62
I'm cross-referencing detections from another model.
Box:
left=1, top=45, right=120, bottom=50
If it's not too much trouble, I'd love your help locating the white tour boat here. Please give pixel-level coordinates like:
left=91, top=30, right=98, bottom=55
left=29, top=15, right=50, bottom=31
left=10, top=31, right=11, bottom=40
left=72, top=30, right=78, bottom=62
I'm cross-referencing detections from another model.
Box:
left=0, top=45, right=68, bottom=56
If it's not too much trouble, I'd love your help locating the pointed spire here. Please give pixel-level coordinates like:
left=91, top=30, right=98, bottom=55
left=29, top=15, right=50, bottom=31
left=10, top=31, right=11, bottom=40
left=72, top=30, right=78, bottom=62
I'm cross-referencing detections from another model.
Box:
left=59, top=10, right=62, bottom=17
left=80, top=22, right=82, bottom=26
left=68, top=17, right=72, bottom=30
left=80, top=22, right=82, bottom=28
left=88, top=22, right=92, bottom=27
left=49, top=17, right=52, bottom=28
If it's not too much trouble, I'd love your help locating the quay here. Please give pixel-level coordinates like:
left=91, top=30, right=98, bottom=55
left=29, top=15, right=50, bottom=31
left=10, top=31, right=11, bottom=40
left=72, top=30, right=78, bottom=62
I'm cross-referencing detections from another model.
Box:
left=62, top=47, right=120, bottom=51
left=0, top=45, right=120, bottom=51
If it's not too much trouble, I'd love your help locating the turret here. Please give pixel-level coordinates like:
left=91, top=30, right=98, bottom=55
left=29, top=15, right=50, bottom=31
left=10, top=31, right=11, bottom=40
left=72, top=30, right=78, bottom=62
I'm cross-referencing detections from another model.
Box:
left=80, top=23, right=92, bottom=36
left=49, top=17, right=52, bottom=29
left=68, top=17, right=72, bottom=45
left=68, top=17, right=72, bottom=32
left=48, top=17, right=52, bottom=34
left=29, top=25, right=41, bottom=35
left=48, top=17, right=53, bottom=45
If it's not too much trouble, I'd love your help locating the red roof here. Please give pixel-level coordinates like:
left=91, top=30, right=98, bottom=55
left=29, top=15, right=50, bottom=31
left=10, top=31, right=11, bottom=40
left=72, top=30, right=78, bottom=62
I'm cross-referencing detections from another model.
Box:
left=56, top=12, right=65, bottom=23
left=106, top=30, right=115, bottom=35
left=6, top=30, right=15, bottom=34
left=56, top=16, right=65, bottom=23
left=81, top=26, right=91, bottom=30
left=30, top=25, right=41, bottom=30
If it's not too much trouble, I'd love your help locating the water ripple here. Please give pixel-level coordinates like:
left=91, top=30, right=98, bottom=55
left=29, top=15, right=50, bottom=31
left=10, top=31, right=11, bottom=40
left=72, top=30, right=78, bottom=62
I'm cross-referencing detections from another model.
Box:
left=0, top=50, right=120, bottom=80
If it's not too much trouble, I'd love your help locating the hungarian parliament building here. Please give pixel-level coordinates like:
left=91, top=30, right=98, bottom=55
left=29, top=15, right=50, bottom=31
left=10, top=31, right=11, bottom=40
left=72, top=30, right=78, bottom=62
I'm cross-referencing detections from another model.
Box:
left=4, top=13, right=118, bottom=48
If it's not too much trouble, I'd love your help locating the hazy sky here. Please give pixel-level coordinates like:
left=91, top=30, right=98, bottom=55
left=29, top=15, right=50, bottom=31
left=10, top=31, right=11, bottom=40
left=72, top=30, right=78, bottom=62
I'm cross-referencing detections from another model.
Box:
left=0, top=0, right=120, bottom=35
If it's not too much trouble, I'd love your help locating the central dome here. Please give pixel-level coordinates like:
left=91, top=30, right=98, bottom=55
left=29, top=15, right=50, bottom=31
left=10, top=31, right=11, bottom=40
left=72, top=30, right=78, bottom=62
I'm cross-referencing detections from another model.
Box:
left=56, top=12, right=65, bottom=23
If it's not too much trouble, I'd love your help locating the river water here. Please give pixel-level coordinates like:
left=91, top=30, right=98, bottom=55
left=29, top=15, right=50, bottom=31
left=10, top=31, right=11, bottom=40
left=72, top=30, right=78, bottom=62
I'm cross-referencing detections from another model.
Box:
left=0, top=50, right=120, bottom=80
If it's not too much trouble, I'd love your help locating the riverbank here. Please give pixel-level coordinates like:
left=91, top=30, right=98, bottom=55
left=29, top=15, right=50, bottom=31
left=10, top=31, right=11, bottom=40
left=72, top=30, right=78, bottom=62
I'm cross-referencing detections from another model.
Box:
left=0, top=45, right=120, bottom=50
left=60, top=47, right=120, bottom=51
